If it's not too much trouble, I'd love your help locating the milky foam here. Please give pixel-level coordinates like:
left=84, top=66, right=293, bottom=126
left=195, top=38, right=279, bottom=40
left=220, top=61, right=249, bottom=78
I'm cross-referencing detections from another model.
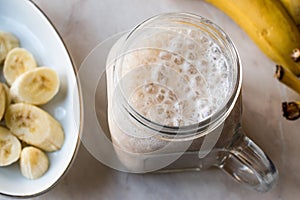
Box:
left=117, top=26, right=232, bottom=127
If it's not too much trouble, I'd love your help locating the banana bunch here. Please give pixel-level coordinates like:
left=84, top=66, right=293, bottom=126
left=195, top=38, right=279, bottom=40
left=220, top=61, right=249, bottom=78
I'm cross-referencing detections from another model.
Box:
left=0, top=30, right=63, bottom=179
left=205, top=0, right=300, bottom=120
left=205, top=0, right=300, bottom=75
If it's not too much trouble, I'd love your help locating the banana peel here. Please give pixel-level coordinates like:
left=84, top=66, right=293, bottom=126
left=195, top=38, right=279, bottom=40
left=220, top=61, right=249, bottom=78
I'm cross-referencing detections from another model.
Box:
left=275, top=65, right=300, bottom=94
left=280, top=0, right=300, bottom=26
left=205, top=0, right=300, bottom=76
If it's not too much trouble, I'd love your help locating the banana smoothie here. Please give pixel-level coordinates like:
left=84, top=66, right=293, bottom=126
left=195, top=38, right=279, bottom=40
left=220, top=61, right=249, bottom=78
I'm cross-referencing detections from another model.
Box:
left=106, top=13, right=241, bottom=172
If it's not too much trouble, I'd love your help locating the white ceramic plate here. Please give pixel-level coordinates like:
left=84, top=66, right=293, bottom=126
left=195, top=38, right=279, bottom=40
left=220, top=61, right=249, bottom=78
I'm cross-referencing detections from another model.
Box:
left=0, top=0, right=82, bottom=197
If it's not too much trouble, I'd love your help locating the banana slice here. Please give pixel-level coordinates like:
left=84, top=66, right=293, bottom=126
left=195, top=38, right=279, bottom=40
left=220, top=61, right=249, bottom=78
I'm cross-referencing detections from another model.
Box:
left=10, top=67, right=60, bottom=105
left=0, top=126, right=21, bottom=167
left=0, top=31, right=19, bottom=63
left=5, top=103, right=65, bottom=152
left=0, top=84, right=6, bottom=121
left=3, top=47, right=37, bottom=86
left=2, top=83, right=11, bottom=109
left=20, top=146, right=49, bottom=179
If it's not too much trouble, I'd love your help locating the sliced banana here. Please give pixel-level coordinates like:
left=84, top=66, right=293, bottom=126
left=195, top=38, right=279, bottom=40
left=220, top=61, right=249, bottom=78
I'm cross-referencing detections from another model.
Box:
left=5, top=103, right=65, bottom=152
left=0, top=84, right=6, bottom=121
left=0, top=31, right=19, bottom=63
left=0, top=126, right=21, bottom=167
left=3, top=47, right=37, bottom=86
left=20, top=146, right=49, bottom=179
left=10, top=67, right=60, bottom=105
left=1, top=83, right=11, bottom=110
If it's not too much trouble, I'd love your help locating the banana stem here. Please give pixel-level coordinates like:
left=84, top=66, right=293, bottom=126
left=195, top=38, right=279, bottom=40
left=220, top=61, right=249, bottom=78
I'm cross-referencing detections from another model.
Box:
left=275, top=65, right=300, bottom=94
left=282, top=101, right=300, bottom=120
left=291, top=48, right=300, bottom=62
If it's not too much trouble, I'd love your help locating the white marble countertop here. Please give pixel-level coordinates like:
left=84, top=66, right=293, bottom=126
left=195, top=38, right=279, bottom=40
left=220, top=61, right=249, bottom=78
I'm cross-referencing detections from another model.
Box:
left=3, top=0, right=300, bottom=199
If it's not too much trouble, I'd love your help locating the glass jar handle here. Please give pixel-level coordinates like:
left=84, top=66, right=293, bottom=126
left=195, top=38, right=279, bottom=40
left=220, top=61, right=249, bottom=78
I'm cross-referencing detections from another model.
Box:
left=218, top=131, right=278, bottom=192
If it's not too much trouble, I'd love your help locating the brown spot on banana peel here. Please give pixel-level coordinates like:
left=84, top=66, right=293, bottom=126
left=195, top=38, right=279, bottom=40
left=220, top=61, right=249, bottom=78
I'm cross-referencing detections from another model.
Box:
left=275, top=65, right=285, bottom=79
left=275, top=65, right=300, bottom=94
left=282, top=101, right=300, bottom=120
left=291, top=48, right=300, bottom=62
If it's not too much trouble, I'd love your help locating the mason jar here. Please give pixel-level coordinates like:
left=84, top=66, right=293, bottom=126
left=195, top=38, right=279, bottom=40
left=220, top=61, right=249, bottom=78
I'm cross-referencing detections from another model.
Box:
left=105, top=12, right=278, bottom=192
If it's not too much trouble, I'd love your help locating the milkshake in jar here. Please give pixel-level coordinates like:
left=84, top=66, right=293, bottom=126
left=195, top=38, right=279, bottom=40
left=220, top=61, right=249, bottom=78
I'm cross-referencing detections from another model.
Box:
left=106, top=13, right=277, bottom=192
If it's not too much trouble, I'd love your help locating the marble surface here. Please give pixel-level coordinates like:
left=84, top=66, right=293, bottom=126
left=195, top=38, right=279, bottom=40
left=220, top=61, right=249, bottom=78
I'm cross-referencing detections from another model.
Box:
left=2, top=0, right=300, bottom=199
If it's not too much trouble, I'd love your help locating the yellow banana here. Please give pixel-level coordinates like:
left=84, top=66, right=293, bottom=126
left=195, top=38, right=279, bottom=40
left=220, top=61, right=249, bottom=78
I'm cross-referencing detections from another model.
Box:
left=205, top=0, right=300, bottom=75
left=280, top=0, right=300, bottom=26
